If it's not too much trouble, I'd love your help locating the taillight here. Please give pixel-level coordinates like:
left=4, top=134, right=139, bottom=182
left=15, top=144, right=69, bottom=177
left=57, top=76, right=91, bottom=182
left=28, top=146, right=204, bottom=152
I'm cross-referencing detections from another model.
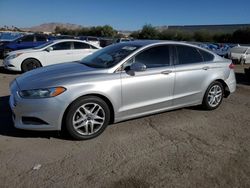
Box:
left=229, top=63, right=235, bottom=69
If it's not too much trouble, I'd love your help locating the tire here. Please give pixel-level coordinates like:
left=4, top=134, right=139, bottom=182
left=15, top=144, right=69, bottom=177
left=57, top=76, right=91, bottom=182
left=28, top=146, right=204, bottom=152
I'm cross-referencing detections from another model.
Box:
left=65, top=96, right=110, bottom=140
left=21, top=59, right=41, bottom=72
left=202, top=81, right=224, bottom=110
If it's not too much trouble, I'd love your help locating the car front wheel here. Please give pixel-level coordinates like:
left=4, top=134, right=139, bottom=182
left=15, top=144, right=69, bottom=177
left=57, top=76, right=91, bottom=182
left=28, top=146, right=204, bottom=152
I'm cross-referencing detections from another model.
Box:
left=21, top=59, right=41, bottom=72
left=65, top=96, right=110, bottom=140
left=202, top=81, right=224, bottom=110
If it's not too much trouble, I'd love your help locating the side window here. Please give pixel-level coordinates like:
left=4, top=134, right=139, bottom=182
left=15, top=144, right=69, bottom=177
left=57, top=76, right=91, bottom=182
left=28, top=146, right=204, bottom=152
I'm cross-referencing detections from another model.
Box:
left=90, top=45, right=98, bottom=49
left=198, top=49, right=214, bottom=62
left=52, top=42, right=71, bottom=50
left=176, top=45, right=203, bottom=64
left=134, top=45, right=170, bottom=68
left=36, top=35, right=47, bottom=41
left=73, top=42, right=90, bottom=49
left=20, top=35, right=34, bottom=42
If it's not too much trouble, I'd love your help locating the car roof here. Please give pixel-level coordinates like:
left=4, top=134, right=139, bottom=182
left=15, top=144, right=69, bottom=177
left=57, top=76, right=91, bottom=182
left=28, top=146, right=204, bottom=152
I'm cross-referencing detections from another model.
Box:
left=50, top=39, right=101, bottom=48
left=120, top=40, right=202, bottom=47
left=51, top=39, right=89, bottom=43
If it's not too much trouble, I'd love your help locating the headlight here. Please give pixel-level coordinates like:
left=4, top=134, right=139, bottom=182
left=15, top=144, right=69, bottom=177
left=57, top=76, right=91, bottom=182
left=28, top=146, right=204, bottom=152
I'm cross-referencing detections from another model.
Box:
left=18, top=87, right=66, bottom=99
left=7, top=53, right=22, bottom=60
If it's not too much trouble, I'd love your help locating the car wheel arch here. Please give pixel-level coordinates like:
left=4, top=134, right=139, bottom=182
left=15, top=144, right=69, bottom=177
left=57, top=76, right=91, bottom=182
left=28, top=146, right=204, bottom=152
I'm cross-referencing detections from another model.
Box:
left=61, top=93, right=115, bottom=131
left=21, top=58, right=42, bottom=69
left=203, top=79, right=229, bottom=99
left=213, top=79, right=230, bottom=98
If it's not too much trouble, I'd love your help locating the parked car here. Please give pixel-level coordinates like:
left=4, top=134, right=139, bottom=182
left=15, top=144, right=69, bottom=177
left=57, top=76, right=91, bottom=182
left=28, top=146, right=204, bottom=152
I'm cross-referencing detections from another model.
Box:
left=79, top=36, right=100, bottom=47
left=0, top=34, right=52, bottom=58
left=3, top=39, right=100, bottom=72
left=228, top=46, right=250, bottom=64
left=0, top=32, right=26, bottom=58
left=0, top=31, right=24, bottom=42
left=9, top=41, right=236, bottom=140
left=54, top=35, right=76, bottom=40
left=116, top=38, right=134, bottom=43
left=99, top=38, right=114, bottom=47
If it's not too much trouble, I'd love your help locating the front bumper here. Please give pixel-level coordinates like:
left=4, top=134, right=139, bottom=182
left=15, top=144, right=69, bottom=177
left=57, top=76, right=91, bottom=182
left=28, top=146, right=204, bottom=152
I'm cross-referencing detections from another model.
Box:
left=9, top=81, right=65, bottom=131
left=3, top=58, right=21, bottom=71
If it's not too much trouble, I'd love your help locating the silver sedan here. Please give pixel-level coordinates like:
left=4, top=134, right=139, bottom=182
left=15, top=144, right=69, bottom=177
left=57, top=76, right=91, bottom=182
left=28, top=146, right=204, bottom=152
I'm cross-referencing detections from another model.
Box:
left=9, top=41, right=236, bottom=140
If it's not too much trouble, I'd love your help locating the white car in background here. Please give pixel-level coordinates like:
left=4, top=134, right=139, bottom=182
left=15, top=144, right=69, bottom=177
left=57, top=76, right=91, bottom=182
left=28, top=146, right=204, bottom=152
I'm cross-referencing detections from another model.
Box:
left=79, top=36, right=100, bottom=47
left=3, top=39, right=101, bottom=72
left=229, top=46, right=250, bottom=64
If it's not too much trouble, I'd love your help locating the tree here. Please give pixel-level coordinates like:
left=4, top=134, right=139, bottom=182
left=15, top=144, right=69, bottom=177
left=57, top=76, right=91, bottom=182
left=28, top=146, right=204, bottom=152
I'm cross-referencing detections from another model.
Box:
left=232, top=27, right=250, bottom=44
left=193, top=30, right=213, bottom=42
left=138, top=24, right=159, bottom=39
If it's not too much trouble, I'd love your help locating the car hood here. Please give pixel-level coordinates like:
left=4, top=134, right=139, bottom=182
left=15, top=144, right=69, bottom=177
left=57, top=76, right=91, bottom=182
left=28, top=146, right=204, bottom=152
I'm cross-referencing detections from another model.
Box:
left=8, top=48, right=41, bottom=55
left=16, top=62, right=108, bottom=90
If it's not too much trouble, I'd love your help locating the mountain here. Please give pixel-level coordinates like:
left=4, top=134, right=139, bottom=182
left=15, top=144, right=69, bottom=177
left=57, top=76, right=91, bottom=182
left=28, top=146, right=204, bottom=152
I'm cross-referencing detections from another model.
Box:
left=18, top=22, right=250, bottom=34
left=21, top=22, right=83, bottom=32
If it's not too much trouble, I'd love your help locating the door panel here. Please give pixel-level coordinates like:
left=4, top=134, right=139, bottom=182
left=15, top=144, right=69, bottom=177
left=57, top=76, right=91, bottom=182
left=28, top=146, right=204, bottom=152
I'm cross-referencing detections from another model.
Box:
left=72, top=42, right=95, bottom=61
left=71, top=49, right=93, bottom=61
left=44, top=42, right=73, bottom=66
left=173, top=64, right=209, bottom=106
left=119, top=44, right=175, bottom=119
left=44, top=50, right=74, bottom=66
left=173, top=45, right=210, bottom=106
left=120, top=67, right=175, bottom=116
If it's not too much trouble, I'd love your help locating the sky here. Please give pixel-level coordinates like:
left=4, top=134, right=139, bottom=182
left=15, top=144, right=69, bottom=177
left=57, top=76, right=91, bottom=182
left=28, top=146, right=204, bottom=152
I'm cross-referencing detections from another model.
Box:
left=0, top=0, right=250, bottom=30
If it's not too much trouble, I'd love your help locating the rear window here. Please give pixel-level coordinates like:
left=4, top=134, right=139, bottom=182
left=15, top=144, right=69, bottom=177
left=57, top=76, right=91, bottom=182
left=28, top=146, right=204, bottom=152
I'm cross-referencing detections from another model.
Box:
left=176, top=45, right=203, bottom=64
left=36, top=35, right=47, bottom=41
left=198, top=49, right=214, bottom=62
left=73, top=42, right=90, bottom=49
left=52, top=42, right=71, bottom=50
left=20, top=35, right=34, bottom=42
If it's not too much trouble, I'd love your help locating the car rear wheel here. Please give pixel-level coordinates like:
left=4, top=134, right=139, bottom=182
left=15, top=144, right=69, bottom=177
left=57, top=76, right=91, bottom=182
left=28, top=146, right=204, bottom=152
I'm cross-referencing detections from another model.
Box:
left=65, top=96, right=110, bottom=140
left=202, top=81, right=224, bottom=110
left=21, top=59, right=41, bottom=72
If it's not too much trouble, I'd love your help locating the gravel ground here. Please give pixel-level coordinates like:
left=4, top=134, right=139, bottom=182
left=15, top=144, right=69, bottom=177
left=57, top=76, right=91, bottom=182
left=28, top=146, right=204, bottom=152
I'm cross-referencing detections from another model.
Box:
left=0, top=60, right=250, bottom=188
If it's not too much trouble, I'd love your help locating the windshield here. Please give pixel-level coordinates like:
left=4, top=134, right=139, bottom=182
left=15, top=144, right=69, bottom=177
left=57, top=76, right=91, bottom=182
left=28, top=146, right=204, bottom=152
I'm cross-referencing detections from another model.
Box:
left=33, top=41, right=54, bottom=49
left=80, top=43, right=142, bottom=68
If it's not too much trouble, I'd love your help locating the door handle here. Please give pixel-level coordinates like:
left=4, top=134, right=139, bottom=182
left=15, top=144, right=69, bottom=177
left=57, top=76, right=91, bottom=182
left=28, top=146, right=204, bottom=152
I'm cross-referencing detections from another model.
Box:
left=202, top=66, right=210, bottom=70
left=161, top=70, right=172, bottom=75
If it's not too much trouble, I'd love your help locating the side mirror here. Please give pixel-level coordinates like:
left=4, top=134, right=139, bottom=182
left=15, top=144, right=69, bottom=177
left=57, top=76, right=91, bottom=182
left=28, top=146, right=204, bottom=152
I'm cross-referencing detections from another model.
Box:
left=45, top=46, right=53, bottom=52
left=130, top=62, right=147, bottom=72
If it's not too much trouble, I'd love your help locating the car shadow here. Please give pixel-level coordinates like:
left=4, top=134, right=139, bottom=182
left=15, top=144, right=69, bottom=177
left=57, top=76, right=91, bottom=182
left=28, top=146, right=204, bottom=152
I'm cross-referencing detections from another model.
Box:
left=0, top=95, right=68, bottom=140
left=0, top=66, right=20, bottom=75
left=235, top=72, right=250, bottom=86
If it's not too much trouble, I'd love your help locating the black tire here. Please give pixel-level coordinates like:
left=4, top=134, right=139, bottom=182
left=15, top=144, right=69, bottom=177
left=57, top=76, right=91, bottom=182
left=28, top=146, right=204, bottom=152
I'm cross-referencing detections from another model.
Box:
left=202, top=81, right=224, bottom=110
left=21, top=59, right=41, bottom=72
left=65, top=96, right=110, bottom=140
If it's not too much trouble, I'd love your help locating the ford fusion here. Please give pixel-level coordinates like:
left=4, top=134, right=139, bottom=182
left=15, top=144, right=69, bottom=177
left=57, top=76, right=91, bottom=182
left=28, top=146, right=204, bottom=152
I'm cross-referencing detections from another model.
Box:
left=9, top=41, right=236, bottom=140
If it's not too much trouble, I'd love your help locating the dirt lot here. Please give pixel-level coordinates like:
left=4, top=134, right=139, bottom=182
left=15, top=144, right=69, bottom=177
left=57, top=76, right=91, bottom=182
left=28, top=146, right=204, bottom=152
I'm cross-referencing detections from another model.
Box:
left=0, top=61, right=250, bottom=188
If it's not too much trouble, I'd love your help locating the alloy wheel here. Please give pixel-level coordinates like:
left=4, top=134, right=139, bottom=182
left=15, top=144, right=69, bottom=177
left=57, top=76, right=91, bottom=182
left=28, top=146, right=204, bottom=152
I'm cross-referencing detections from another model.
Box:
left=207, top=85, right=223, bottom=107
left=72, top=103, right=105, bottom=136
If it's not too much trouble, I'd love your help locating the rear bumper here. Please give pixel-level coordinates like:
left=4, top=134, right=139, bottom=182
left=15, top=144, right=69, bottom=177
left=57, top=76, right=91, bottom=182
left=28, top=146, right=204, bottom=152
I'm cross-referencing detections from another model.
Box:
left=225, top=70, right=236, bottom=93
